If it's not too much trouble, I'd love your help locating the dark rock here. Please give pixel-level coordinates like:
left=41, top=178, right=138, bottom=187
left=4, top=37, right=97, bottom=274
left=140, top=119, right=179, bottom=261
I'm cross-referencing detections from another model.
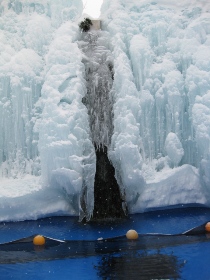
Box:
left=92, top=145, right=126, bottom=220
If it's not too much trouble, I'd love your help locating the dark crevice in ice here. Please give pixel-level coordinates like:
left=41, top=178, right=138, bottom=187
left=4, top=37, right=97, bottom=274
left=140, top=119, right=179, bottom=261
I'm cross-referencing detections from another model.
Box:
left=93, top=145, right=126, bottom=220
left=79, top=31, right=127, bottom=220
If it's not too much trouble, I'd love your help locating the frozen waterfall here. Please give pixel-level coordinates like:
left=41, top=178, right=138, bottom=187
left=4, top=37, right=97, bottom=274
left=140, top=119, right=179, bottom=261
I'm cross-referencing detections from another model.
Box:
left=0, top=0, right=210, bottom=222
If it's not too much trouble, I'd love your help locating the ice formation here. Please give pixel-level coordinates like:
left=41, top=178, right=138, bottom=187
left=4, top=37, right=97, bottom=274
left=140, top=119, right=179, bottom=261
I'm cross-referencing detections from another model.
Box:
left=101, top=0, right=210, bottom=213
left=165, top=132, right=184, bottom=167
left=0, top=0, right=90, bottom=220
left=0, top=0, right=210, bottom=221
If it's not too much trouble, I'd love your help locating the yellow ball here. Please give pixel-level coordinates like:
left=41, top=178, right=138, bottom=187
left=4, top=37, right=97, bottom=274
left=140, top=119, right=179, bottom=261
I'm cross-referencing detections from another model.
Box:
left=205, top=222, right=210, bottom=232
left=33, top=235, right=46, bottom=246
left=126, top=229, right=138, bottom=240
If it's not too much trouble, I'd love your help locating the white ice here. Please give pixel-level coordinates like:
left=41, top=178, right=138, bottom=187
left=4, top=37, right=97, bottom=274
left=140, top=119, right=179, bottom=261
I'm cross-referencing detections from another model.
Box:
left=0, top=0, right=210, bottom=222
left=101, top=0, right=210, bottom=213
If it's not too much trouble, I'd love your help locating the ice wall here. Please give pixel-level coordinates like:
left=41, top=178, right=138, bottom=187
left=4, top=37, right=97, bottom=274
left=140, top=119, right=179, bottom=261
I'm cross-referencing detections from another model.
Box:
left=0, top=0, right=83, bottom=178
left=101, top=0, right=210, bottom=211
left=36, top=22, right=95, bottom=219
left=0, top=0, right=95, bottom=219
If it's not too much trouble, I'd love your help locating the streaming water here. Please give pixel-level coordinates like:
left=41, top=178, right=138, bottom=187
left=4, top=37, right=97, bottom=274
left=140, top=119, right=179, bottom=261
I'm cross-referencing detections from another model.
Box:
left=79, top=30, right=114, bottom=148
left=78, top=30, right=125, bottom=220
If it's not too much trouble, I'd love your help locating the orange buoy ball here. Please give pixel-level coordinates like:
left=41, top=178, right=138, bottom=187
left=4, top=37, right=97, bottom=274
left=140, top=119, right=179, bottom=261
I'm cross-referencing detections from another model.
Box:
left=205, top=222, right=210, bottom=232
left=126, top=229, right=138, bottom=240
left=33, top=235, right=46, bottom=246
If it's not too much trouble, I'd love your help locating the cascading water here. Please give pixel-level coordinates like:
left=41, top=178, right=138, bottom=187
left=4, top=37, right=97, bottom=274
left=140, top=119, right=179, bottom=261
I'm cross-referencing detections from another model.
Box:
left=80, top=32, right=113, bottom=148
left=79, top=30, right=126, bottom=219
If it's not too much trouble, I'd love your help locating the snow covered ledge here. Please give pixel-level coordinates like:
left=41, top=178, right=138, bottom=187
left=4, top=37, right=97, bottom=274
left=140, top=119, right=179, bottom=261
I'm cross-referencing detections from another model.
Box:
left=130, top=164, right=209, bottom=213
left=0, top=164, right=209, bottom=222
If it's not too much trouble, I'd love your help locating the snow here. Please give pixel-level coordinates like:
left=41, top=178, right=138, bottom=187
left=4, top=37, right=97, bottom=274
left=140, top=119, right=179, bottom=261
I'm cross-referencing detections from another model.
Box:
left=133, top=164, right=208, bottom=213
left=0, top=0, right=210, bottom=222
left=0, top=176, right=74, bottom=222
